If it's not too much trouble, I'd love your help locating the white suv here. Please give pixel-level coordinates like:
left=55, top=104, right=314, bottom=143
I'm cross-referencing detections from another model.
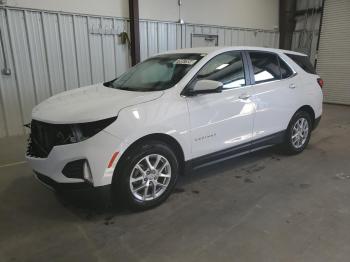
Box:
left=26, top=46, right=323, bottom=210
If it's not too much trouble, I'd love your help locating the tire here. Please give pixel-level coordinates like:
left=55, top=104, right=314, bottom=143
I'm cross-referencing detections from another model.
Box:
left=282, top=111, right=312, bottom=155
left=112, top=140, right=179, bottom=211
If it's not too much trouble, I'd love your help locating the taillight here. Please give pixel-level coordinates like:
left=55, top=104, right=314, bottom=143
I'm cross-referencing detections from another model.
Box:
left=317, top=78, right=324, bottom=88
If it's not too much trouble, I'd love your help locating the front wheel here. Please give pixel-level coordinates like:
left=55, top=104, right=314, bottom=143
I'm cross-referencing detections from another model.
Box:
left=113, top=141, right=179, bottom=211
left=282, top=111, right=312, bottom=155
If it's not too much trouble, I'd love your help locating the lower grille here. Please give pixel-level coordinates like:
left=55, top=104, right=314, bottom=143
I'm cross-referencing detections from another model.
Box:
left=34, top=172, right=92, bottom=191
left=62, top=159, right=85, bottom=179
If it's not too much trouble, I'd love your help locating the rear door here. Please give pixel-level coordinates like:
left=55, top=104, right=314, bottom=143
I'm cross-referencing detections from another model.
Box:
left=246, top=51, right=298, bottom=142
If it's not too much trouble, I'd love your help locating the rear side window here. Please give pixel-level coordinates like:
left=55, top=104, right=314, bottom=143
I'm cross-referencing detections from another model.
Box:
left=279, top=57, right=294, bottom=79
left=249, top=52, right=281, bottom=84
left=285, top=53, right=316, bottom=74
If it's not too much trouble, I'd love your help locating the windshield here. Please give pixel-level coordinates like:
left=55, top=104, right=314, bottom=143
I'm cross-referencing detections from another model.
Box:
left=107, top=53, right=205, bottom=91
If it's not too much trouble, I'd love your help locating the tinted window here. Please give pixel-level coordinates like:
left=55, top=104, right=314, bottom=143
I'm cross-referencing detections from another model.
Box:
left=285, top=53, right=316, bottom=74
left=109, top=53, right=204, bottom=91
left=192, top=51, right=246, bottom=89
left=249, top=52, right=280, bottom=84
left=279, top=57, right=294, bottom=79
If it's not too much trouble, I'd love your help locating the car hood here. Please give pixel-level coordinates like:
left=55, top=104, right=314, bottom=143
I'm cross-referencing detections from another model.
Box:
left=32, top=84, right=163, bottom=124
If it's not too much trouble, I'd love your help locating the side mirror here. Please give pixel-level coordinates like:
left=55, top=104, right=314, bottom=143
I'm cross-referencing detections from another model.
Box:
left=191, top=80, right=223, bottom=95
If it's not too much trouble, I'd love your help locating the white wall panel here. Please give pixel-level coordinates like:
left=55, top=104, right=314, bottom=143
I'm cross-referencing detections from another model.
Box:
left=25, top=11, right=51, bottom=102
left=158, top=23, right=168, bottom=53
left=0, top=7, right=131, bottom=137
left=218, top=28, right=225, bottom=46
left=8, top=0, right=279, bottom=31
left=88, top=17, right=104, bottom=84
left=140, top=21, right=279, bottom=59
left=185, top=25, right=193, bottom=48
left=42, top=13, right=65, bottom=95
left=0, top=9, right=23, bottom=136
left=60, top=14, right=79, bottom=90
left=114, top=19, right=130, bottom=76
left=147, top=22, right=158, bottom=56
left=139, top=21, right=148, bottom=61
left=7, top=0, right=128, bottom=18
left=167, top=23, right=177, bottom=51
left=7, top=9, right=36, bottom=126
left=74, top=16, right=92, bottom=87
left=101, top=18, right=116, bottom=81
left=224, top=29, right=232, bottom=46
left=181, top=0, right=278, bottom=30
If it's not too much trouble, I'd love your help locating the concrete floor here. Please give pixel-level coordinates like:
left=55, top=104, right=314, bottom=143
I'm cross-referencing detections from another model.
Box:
left=1, top=104, right=350, bottom=262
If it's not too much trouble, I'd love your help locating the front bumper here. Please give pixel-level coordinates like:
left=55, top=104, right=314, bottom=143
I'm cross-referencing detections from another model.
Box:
left=34, top=172, right=93, bottom=191
left=26, top=130, right=122, bottom=187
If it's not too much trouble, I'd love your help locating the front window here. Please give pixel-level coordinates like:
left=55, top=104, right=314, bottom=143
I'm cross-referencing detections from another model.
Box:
left=189, top=51, right=246, bottom=89
left=107, top=53, right=205, bottom=91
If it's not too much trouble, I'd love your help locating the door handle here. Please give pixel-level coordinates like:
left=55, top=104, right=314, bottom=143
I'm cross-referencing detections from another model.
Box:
left=289, top=83, right=296, bottom=89
left=239, top=93, right=251, bottom=100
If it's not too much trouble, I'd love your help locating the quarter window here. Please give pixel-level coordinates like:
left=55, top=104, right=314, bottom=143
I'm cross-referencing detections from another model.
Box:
left=192, top=51, right=246, bottom=89
left=249, top=52, right=281, bottom=84
left=285, top=53, right=316, bottom=74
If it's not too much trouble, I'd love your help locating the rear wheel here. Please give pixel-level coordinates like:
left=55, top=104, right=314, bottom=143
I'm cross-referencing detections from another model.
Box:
left=282, top=111, right=312, bottom=154
left=113, top=141, right=179, bottom=211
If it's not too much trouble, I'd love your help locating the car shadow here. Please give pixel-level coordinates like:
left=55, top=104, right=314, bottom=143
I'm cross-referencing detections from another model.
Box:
left=182, top=146, right=280, bottom=184
left=57, top=146, right=283, bottom=221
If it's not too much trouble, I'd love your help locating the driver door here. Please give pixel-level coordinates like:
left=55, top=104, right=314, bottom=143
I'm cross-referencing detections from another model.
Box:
left=185, top=51, right=255, bottom=160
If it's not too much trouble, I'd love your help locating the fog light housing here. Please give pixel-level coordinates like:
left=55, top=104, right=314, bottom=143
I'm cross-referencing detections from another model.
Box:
left=83, top=161, right=93, bottom=184
left=62, top=159, right=93, bottom=184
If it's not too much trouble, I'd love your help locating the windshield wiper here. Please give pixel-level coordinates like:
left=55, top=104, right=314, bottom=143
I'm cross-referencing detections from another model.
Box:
left=103, top=77, right=118, bottom=87
left=116, top=86, right=134, bottom=91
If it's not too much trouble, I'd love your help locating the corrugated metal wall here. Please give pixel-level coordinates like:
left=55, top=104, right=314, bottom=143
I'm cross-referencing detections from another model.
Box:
left=0, top=7, right=279, bottom=138
left=0, top=7, right=131, bottom=137
left=139, top=20, right=280, bottom=60
left=291, top=0, right=323, bottom=65
left=317, top=0, right=350, bottom=105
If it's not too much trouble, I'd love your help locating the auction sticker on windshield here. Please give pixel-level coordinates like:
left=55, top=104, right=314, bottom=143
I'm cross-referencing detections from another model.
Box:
left=174, top=59, right=197, bottom=65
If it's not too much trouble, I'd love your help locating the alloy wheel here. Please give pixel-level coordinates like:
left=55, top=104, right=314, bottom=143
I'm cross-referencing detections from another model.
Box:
left=129, top=154, right=172, bottom=201
left=291, top=117, right=309, bottom=149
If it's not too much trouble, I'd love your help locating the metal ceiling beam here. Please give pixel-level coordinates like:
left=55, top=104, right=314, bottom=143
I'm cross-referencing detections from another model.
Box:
left=129, top=0, right=140, bottom=65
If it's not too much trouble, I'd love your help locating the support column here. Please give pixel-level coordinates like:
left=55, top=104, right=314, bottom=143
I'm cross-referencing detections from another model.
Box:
left=279, top=0, right=297, bottom=50
left=129, top=0, right=140, bottom=65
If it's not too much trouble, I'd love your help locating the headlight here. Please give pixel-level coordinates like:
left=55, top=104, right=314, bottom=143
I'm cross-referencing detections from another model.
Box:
left=27, top=117, right=117, bottom=158
left=70, top=116, right=117, bottom=143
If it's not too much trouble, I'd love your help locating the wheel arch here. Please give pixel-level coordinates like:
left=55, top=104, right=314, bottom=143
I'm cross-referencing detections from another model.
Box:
left=295, top=105, right=316, bottom=127
left=112, top=133, right=186, bottom=184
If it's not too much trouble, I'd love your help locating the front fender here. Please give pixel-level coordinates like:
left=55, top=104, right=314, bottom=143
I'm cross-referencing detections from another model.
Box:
left=104, top=94, right=191, bottom=165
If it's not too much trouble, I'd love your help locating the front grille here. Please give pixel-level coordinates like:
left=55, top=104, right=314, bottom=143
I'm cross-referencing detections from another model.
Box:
left=27, top=120, right=74, bottom=158
left=26, top=117, right=117, bottom=158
